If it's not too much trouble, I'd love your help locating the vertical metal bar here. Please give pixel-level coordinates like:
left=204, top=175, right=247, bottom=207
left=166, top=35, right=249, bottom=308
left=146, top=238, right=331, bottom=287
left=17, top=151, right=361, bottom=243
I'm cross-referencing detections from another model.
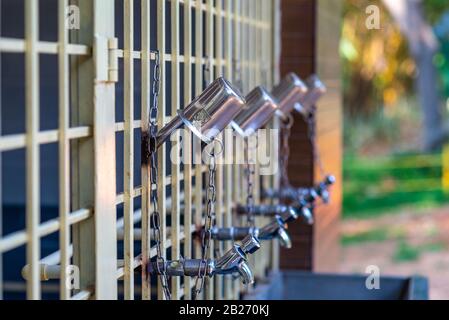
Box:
left=240, top=0, right=246, bottom=94
left=123, top=0, right=135, bottom=300
left=183, top=0, right=193, bottom=300
left=171, top=0, right=181, bottom=299
left=214, top=0, right=224, bottom=300
left=215, top=0, right=223, bottom=78
left=0, top=0, right=3, bottom=300
left=194, top=0, right=203, bottom=300
left=205, top=0, right=213, bottom=86
left=156, top=0, right=167, bottom=300
left=232, top=0, right=241, bottom=299
left=232, top=0, right=239, bottom=86
left=70, top=0, right=118, bottom=300
left=0, top=0, right=3, bottom=301
left=238, top=0, right=247, bottom=297
left=58, top=0, right=70, bottom=300
left=25, top=0, right=40, bottom=300
left=260, top=0, right=271, bottom=274
left=248, top=0, right=258, bottom=281
left=205, top=0, right=214, bottom=300
left=92, top=0, right=118, bottom=299
left=223, top=0, right=233, bottom=300
left=271, top=0, right=281, bottom=272
left=70, top=0, right=96, bottom=298
left=141, top=0, right=152, bottom=300
left=95, top=0, right=118, bottom=298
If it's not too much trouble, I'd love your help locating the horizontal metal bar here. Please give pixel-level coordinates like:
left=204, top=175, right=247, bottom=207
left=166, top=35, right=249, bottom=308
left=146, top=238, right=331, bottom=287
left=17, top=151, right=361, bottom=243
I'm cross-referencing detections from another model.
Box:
left=115, top=167, right=207, bottom=205
left=0, top=37, right=90, bottom=55
left=0, top=126, right=91, bottom=152
left=3, top=281, right=59, bottom=293
left=0, top=209, right=91, bottom=253
left=168, top=0, right=271, bottom=28
left=114, top=120, right=141, bottom=132
left=70, top=290, right=92, bottom=300
left=117, top=224, right=194, bottom=240
left=115, top=228, right=186, bottom=280
left=116, top=49, right=225, bottom=65
left=116, top=187, right=142, bottom=205
left=40, top=247, right=71, bottom=265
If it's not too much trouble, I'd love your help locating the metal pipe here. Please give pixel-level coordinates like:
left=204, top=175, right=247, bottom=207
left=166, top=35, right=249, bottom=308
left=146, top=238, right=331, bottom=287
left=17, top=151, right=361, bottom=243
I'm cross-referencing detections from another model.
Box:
left=231, top=86, right=278, bottom=137
left=148, top=235, right=259, bottom=285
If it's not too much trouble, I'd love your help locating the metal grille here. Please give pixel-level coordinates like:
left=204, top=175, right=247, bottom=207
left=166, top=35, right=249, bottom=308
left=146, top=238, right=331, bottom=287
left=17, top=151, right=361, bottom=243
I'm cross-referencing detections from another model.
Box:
left=0, top=0, right=280, bottom=300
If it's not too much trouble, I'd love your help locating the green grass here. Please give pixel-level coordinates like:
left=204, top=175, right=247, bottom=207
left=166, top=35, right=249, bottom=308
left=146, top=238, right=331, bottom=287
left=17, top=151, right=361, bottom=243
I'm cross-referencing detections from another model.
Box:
left=393, top=241, right=421, bottom=262
left=343, top=153, right=449, bottom=219
left=342, top=228, right=389, bottom=246
left=342, top=226, right=406, bottom=246
left=393, top=241, right=446, bottom=263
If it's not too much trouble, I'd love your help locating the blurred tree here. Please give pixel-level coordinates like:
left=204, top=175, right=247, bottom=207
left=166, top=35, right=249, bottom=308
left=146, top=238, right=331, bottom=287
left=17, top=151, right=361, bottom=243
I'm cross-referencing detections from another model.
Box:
left=422, top=0, right=449, bottom=24
left=341, top=0, right=449, bottom=151
left=341, top=0, right=414, bottom=117
left=383, top=0, right=447, bottom=151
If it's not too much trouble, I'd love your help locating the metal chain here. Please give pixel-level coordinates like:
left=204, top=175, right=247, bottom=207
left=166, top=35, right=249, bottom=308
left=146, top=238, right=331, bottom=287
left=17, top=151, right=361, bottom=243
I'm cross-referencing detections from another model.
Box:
left=204, top=55, right=211, bottom=88
left=193, top=143, right=217, bottom=299
left=306, top=106, right=326, bottom=179
left=148, top=50, right=171, bottom=300
left=280, top=115, right=293, bottom=190
left=245, top=137, right=256, bottom=228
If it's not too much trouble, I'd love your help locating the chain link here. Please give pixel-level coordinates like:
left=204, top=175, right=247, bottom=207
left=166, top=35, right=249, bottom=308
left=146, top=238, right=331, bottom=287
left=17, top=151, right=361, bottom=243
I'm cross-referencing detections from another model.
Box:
left=148, top=50, right=171, bottom=300
left=280, top=115, right=293, bottom=191
left=193, top=143, right=217, bottom=299
left=204, top=55, right=211, bottom=88
left=306, top=106, right=326, bottom=179
left=245, top=137, right=256, bottom=228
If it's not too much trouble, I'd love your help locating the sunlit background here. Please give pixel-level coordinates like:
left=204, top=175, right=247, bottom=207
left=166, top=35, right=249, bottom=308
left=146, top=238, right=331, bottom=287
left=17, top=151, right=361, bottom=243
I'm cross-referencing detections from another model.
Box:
left=340, top=0, right=449, bottom=299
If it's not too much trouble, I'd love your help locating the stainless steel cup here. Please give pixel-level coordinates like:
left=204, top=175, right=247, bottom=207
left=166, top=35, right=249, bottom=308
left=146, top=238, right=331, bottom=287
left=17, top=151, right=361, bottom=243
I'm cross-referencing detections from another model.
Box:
left=156, top=77, right=245, bottom=147
left=231, top=86, right=279, bottom=137
left=271, top=72, right=308, bottom=118
left=301, top=74, right=327, bottom=111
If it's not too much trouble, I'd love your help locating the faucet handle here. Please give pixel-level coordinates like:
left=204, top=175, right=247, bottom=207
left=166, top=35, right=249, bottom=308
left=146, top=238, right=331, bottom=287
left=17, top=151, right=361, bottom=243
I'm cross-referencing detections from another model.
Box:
left=300, top=206, right=314, bottom=225
left=237, top=260, right=254, bottom=285
left=303, top=188, right=318, bottom=204
left=279, top=206, right=299, bottom=223
left=277, top=228, right=292, bottom=249
left=325, top=175, right=336, bottom=186
left=320, top=189, right=330, bottom=204
left=240, top=234, right=261, bottom=255
left=313, top=175, right=335, bottom=204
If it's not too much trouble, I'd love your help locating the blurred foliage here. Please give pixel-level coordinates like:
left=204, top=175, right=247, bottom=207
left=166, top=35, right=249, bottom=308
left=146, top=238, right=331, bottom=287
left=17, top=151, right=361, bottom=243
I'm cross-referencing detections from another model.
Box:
left=343, top=152, right=449, bottom=218
left=392, top=240, right=445, bottom=262
left=423, top=0, right=449, bottom=24
left=341, top=1, right=449, bottom=217
left=341, top=0, right=415, bottom=116
left=344, top=97, right=422, bottom=155
left=341, top=0, right=449, bottom=116
left=433, top=11, right=449, bottom=97
left=393, top=241, right=421, bottom=262
left=341, top=227, right=407, bottom=246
